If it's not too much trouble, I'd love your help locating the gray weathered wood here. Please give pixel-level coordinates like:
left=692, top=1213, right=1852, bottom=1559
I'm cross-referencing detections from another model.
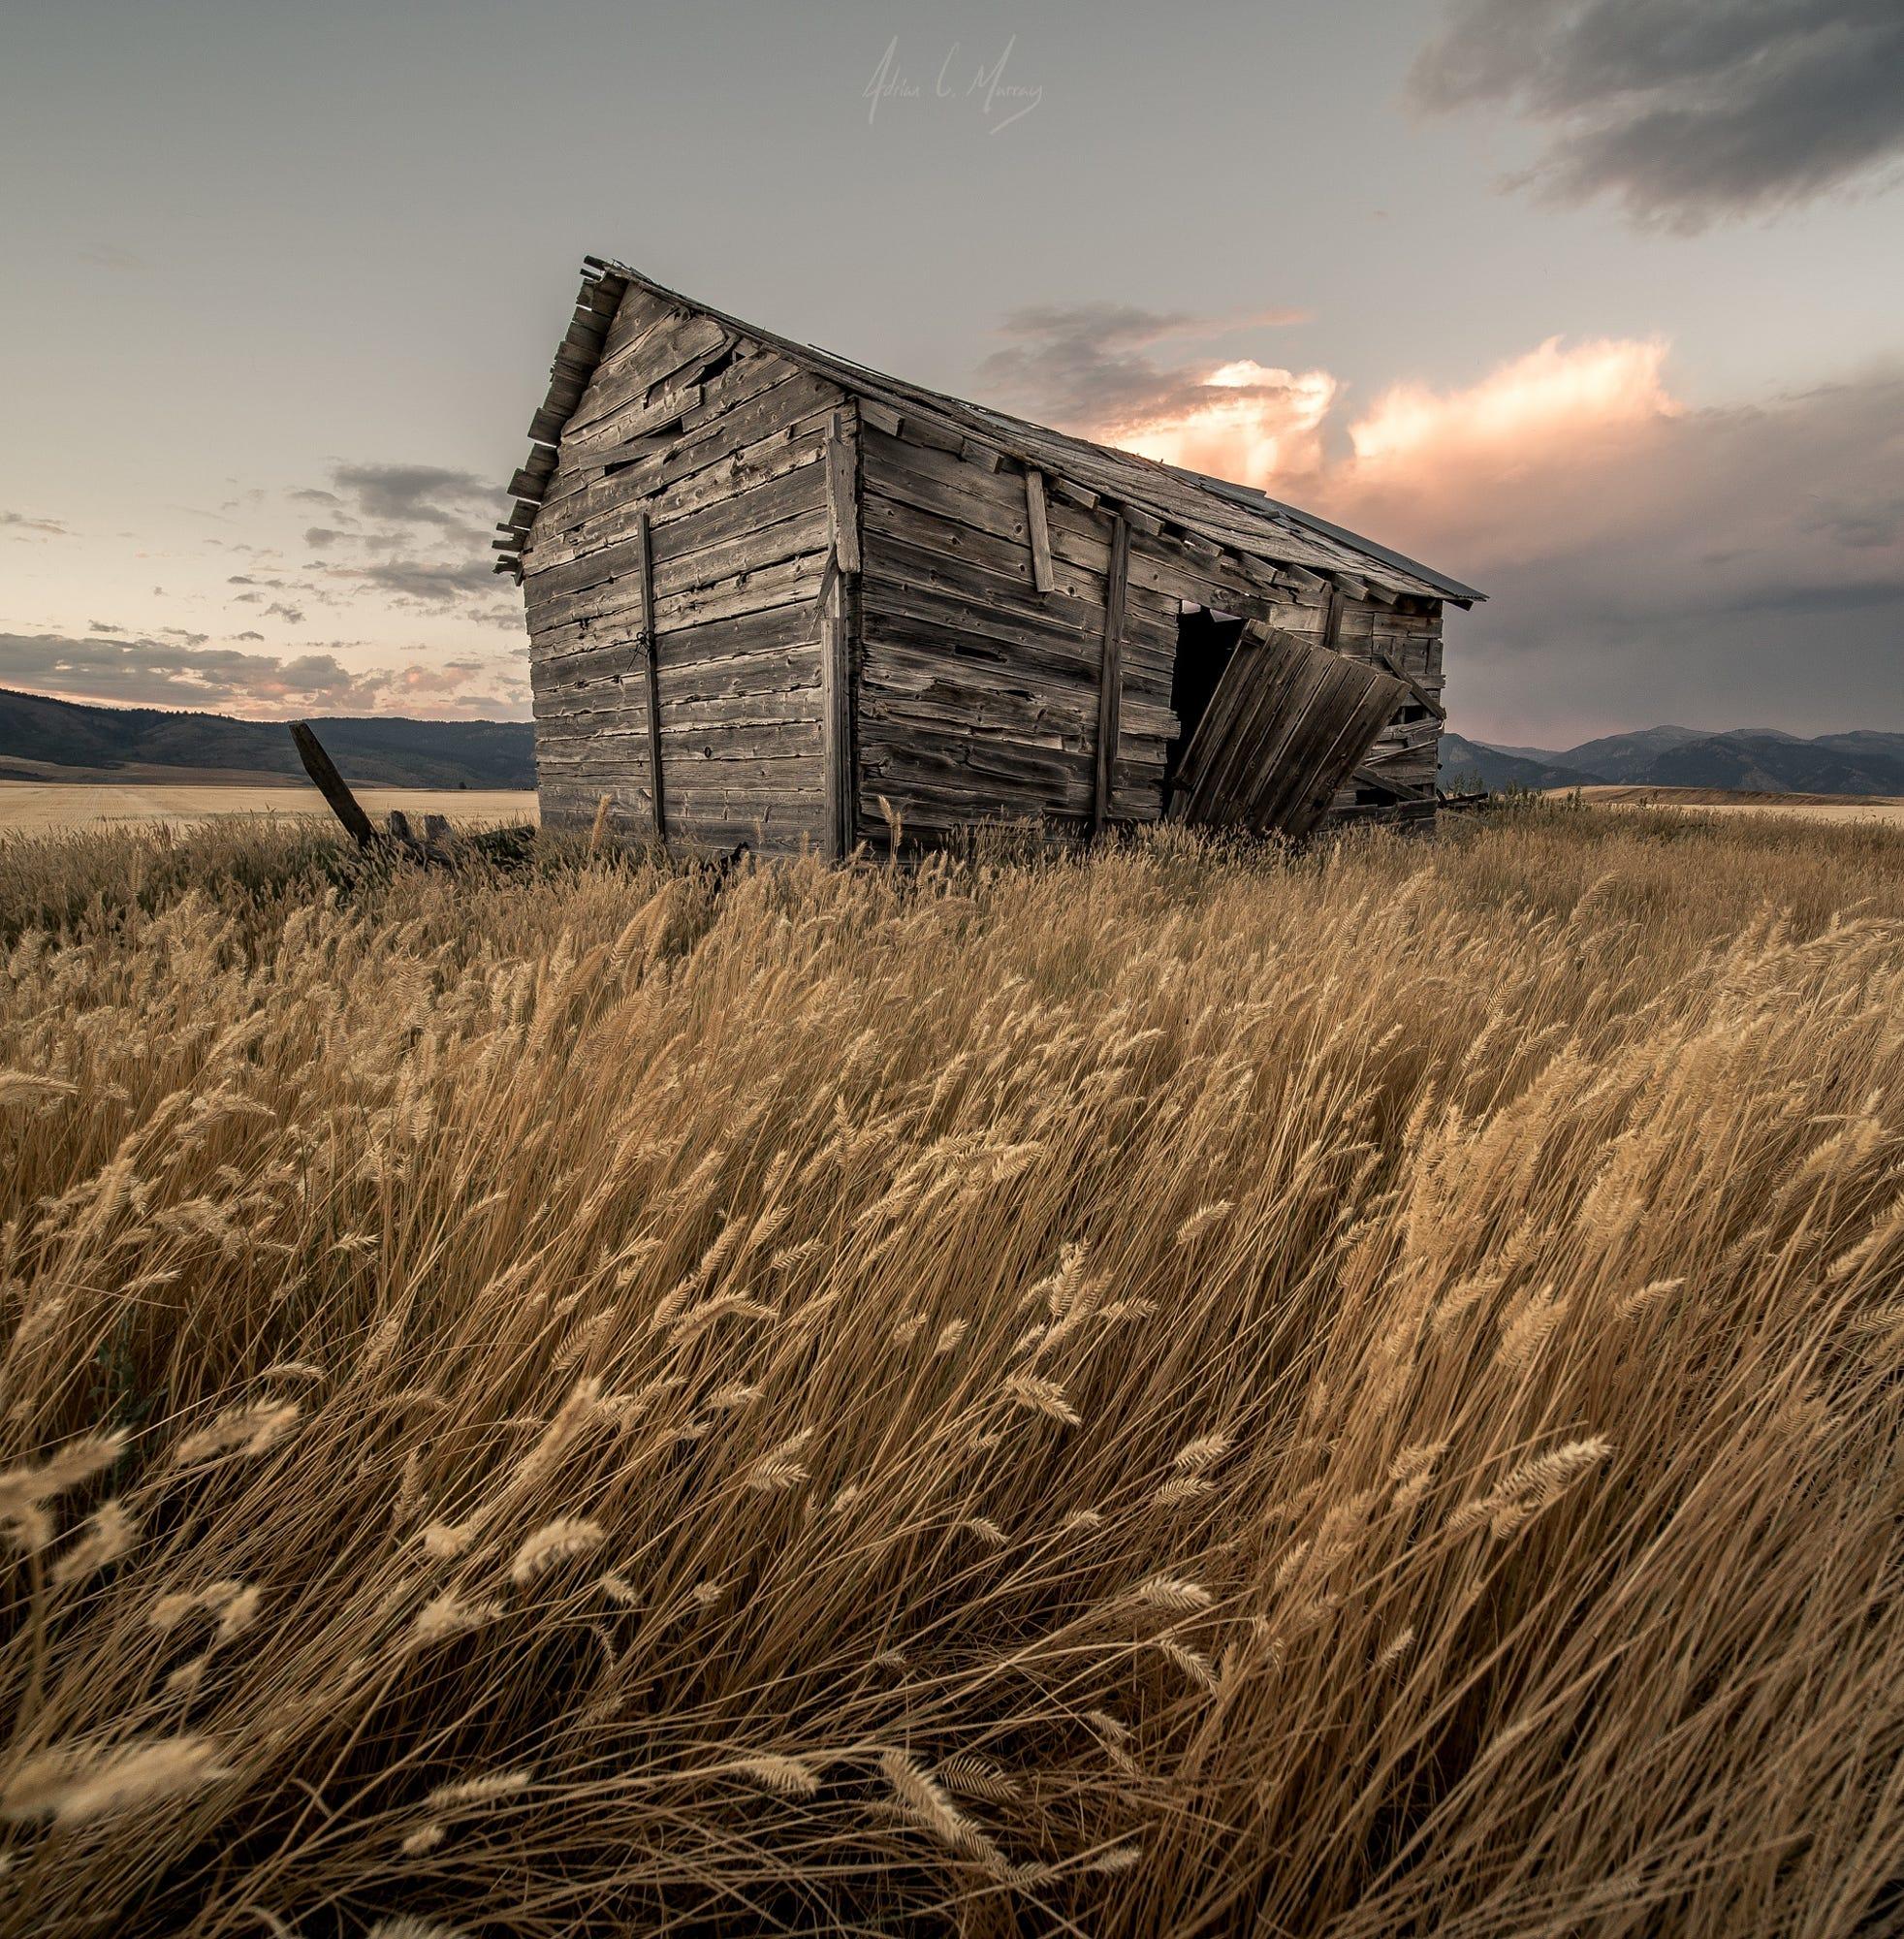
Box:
left=826, top=408, right=862, bottom=575
left=636, top=509, right=665, bottom=842
left=290, top=722, right=378, bottom=848
left=820, top=404, right=860, bottom=858
left=1025, top=468, right=1055, bottom=593
left=1092, top=515, right=1130, bottom=836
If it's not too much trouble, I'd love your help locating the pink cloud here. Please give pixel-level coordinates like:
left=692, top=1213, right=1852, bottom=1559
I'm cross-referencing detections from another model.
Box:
left=1011, top=312, right=1903, bottom=739
left=1117, top=361, right=1340, bottom=487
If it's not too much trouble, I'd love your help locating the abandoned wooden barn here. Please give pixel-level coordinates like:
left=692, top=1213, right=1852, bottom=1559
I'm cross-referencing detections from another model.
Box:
left=499, top=259, right=1483, bottom=856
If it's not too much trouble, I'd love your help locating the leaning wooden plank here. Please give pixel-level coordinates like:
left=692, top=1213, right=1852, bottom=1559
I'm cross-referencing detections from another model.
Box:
left=1373, top=647, right=1447, bottom=721
left=1251, top=656, right=1409, bottom=838
left=1024, top=469, right=1055, bottom=593
left=1188, top=639, right=1319, bottom=824
left=289, top=722, right=377, bottom=849
left=1092, top=517, right=1131, bottom=836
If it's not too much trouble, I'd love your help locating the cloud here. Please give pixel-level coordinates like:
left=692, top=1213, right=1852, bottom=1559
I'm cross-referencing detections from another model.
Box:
left=278, top=461, right=517, bottom=620
left=330, top=462, right=493, bottom=530
left=3, top=510, right=70, bottom=538
left=0, top=632, right=525, bottom=719
left=978, top=302, right=1313, bottom=438
left=989, top=302, right=1904, bottom=739
left=344, top=558, right=505, bottom=605
left=1409, top=0, right=1904, bottom=230
left=78, top=243, right=150, bottom=272
left=1309, top=358, right=1904, bottom=739
left=262, top=602, right=306, bottom=625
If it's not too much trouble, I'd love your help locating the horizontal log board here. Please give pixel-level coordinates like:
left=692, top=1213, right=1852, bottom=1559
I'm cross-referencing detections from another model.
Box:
left=541, top=788, right=827, bottom=843
left=596, top=285, right=677, bottom=359
left=542, top=351, right=820, bottom=492
left=534, top=596, right=818, bottom=676
left=537, top=652, right=821, bottom=715
left=530, top=547, right=828, bottom=651
left=532, top=594, right=816, bottom=669
left=851, top=767, right=1157, bottom=833
left=863, top=430, right=1112, bottom=572
left=859, top=429, right=1326, bottom=624
left=536, top=367, right=841, bottom=540
left=537, top=742, right=823, bottom=785
left=859, top=643, right=1177, bottom=747
left=863, top=491, right=1109, bottom=608
left=540, top=711, right=825, bottom=761
left=564, top=314, right=730, bottom=442
left=528, top=461, right=827, bottom=607
left=868, top=528, right=1122, bottom=647
left=530, top=416, right=834, bottom=577
left=860, top=735, right=1171, bottom=805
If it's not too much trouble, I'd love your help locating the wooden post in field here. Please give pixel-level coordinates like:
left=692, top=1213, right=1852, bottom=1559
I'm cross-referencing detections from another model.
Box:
left=290, top=722, right=378, bottom=848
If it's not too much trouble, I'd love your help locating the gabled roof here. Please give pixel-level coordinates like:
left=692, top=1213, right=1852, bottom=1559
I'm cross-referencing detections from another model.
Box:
left=497, top=259, right=1484, bottom=607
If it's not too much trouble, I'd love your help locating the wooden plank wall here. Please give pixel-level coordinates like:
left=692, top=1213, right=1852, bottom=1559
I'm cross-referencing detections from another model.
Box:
left=523, top=285, right=846, bottom=851
left=1324, top=598, right=1445, bottom=819
left=852, top=429, right=1290, bottom=844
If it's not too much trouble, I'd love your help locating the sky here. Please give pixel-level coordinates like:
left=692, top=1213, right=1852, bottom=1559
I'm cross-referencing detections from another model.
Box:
left=0, top=0, right=1899, bottom=747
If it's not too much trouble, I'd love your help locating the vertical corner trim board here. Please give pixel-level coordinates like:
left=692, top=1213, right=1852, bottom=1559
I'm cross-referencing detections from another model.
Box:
left=635, top=508, right=666, bottom=842
left=821, top=405, right=861, bottom=860
left=826, top=407, right=862, bottom=576
left=1092, top=513, right=1131, bottom=836
left=1025, top=468, right=1055, bottom=594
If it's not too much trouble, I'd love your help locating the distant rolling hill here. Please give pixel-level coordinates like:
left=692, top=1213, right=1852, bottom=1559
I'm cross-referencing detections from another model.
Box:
left=1444, top=725, right=1904, bottom=799
left=1439, top=733, right=1608, bottom=792
left=0, top=688, right=535, bottom=789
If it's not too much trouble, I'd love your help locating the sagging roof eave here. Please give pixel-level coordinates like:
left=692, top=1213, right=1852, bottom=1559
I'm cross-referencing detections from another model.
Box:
left=495, top=258, right=1486, bottom=608
left=1177, top=474, right=1486, bottom=608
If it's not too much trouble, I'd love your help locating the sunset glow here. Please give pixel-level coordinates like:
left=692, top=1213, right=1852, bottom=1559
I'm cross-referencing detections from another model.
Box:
left=1117, top=360, right=1338, bottom=484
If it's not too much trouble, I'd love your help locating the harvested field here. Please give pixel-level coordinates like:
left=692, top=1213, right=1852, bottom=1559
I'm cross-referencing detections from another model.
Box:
left=1549, top=782, right=1904, bottom=823
left=2, top=805, right=1901, bottom=1936
left=0, top=780, right=538, bottom=835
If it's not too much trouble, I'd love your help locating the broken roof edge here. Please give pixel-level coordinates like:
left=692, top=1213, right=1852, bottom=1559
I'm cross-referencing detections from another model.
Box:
left=496, top=257, right=1484, bottom=608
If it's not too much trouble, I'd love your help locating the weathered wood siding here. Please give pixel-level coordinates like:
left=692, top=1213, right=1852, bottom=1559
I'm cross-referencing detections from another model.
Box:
left=853, top=430, right=1328, bottom=843
left=1325, top=598, right=1445, bottom=819
left=523, top=285, right=847, bottom=851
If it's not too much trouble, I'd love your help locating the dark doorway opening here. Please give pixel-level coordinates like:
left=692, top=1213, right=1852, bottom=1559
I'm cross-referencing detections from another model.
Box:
left=1167, top=604, right=1247, bottom=795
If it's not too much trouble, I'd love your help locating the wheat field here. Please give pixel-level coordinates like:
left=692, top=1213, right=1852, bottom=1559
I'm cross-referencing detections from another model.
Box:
left=2, top=805, right=1902, bottom=1937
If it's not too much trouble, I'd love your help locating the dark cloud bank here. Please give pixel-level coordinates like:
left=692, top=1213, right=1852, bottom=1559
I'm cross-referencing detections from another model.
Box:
left=1411, top=0, right=1904, bottom=228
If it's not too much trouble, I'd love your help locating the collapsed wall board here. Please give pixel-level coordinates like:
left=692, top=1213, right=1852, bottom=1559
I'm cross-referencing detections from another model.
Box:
left=522, top=284, right=848, bottom=852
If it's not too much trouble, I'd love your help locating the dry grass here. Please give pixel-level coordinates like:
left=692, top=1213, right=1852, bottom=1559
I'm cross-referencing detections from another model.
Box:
left=2, top=804, right=1902, bottom=1936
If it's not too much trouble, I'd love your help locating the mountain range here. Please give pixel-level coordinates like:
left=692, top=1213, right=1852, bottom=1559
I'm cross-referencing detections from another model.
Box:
left=1441, top=726, right=1904, bottom=798
left=6, top=686, right=1901, bottom=804
left=0, top=688, right=535, bottom=789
